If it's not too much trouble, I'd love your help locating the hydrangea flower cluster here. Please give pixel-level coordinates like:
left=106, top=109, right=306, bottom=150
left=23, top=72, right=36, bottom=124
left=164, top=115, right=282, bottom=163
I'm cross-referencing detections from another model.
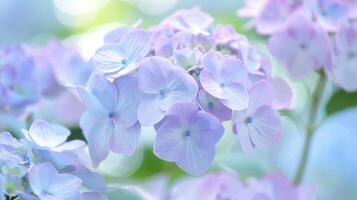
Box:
left=238, top=0, right=357, bottom=92
left=169, top=172, right=315, bottom=200
left=79, top=8, right=292, bottom=175
left=0, top=42, right=92, bottom=117
left=0, top=120, right=107, bottom=200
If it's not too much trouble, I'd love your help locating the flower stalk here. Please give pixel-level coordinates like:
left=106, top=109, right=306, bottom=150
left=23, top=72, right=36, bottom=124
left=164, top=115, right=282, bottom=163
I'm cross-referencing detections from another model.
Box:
left=294, top=71, right=327, bottom=184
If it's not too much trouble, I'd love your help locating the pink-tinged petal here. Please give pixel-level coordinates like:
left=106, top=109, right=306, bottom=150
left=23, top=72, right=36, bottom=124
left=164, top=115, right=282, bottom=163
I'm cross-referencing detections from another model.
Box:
left=220, top=82, right=249, bottom=110
left=109, top=122, right=141, bottom=156
left=250, top=106, right=281, bottom=148
left=87, top=75, right=118, bottom=111
left=235, top=121, right=255, bottom=155
left=92, top=44, right=127, bottom=75
left=28, top=120, right=70, bottom=148
left=197, top=90, right=232, bottom=121
left=271, top=77, right=292, bottom=110
left=119, top=29, right=151, bottom=61
left=113, top=75, right=140, bottom=128
left=138, top=57, right=173, bottom=94
left=247, top=80, right=274, bottom=114
left=200, top=69, right=227, bottom=99
left=154, top=116, right=187, bottom=162
left=190, top=111, right=224, bottom=147
left=89, top=121, right=113, bottom=166
left=137, top=96, right=166, bottom=126
left=268, top=31, right=298, bottom=65
left=160, top=68, right=198, bottom=111
left=176, top=141, right=215, bottom=176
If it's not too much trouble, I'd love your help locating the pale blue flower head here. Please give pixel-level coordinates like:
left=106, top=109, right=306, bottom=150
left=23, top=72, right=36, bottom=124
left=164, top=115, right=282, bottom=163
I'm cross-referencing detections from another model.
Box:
left=0, top=44, right=40, bottom=115
left=92, top=29, right=151, bottom=78
left=154, top=102, right=224, bottom=175
left=137, top=56, right=198, bottom=126
left=79, top=74, right=142, bottom=165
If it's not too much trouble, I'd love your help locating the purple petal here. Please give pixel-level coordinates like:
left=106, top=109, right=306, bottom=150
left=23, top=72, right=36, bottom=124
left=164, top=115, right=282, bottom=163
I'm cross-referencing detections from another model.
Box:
left=71, top=166, right=107, bottom=192
left=190, top=111, right=224, bottom=147
left=154, top=115, right=187, bottom=162
left=197, top=90, right=232, bottom=121
left=200, top=69, right=227, bottom=99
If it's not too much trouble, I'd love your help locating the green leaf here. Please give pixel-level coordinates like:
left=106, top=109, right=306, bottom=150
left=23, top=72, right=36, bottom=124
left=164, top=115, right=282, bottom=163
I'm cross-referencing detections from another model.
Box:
left=326, top=90, right=357, bottom=116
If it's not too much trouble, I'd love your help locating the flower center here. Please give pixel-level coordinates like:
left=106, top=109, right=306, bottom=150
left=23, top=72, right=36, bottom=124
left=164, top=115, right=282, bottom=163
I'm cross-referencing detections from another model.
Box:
left=244, top=116, right=253, bottom=125
left=299, top=43, right=308, bottom=50
left=347, top=51, right=356, bottom=59
left=121, top=58, right=129, bottom=66
left=184, top=130, right=191, bottom=137
left=159, top=89, right=167, bottom=98
left=219, top=82, right=226, bottom=88
left=108, top=112, right=116, bottom=119
left=207, top=102, right=214, bottom=109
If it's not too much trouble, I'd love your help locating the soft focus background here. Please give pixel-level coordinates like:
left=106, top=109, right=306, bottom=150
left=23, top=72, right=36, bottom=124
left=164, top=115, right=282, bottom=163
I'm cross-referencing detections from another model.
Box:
left=1, top=0, right=357, bottom=200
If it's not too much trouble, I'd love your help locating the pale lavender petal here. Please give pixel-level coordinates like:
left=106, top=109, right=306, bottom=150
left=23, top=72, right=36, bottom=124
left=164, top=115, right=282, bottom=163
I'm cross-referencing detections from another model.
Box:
left=154, top=116, right=187, bottom=162
left=87, top=75, right=118, bottom=111
left=114, top=75, right=140, bottom=128
left=247, top=80, right=274, bottom=114
left=119, top=29, right=151, bottom=61
left=89, top=121, right=113, bottom=166
left=138, top=96, right=166, bottom=126
left=138, top=57, right=173, bottom=94
left=176, top=142, right=214, bottom=176
left=200, top=69, right=227, bottom=99
left=71, top=166, right=107, bottom=192
left=28, top=163, right=82, bottom=199
left=54, top=140, right=86, bottom=152
left=271, top=77, right=292, bottom=110
left=92, top=44, right=127, bottom=75
left=220, top=82, right=249, bottom=110
left=160, top=68, right=198, bottom=111
left=190, top=111, right=224, bottom=147
left=28, top=120, right=70, bottom=148
left=250, top=106, right=281, bottom=147
left=197, top=90, right=232, bottom=121
left=235, top=121, right=255, bottom=155
left=109, top=122, right=141, bottom=156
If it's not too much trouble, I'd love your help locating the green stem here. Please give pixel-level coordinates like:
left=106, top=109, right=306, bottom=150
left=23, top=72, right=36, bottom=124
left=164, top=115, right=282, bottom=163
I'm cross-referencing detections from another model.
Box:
left=293, top=72, right=327, bottom=184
